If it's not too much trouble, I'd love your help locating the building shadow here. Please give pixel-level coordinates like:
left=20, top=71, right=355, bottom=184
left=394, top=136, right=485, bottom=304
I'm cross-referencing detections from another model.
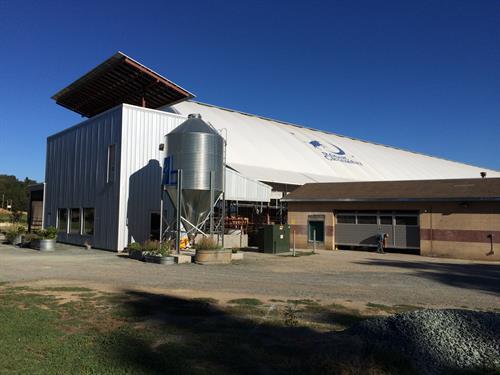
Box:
left=97, top=290, right=416, bottom=374
left=354, top=258, right=500, bottom=296
left=127, top=160, right=162, bottom=245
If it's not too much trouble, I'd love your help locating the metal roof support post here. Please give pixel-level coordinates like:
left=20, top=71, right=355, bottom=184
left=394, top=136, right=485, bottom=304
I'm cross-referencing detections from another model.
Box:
left=221, top=191, right=225, bottom=249
left=175, top=169, right=183, bottom=254
left=210, top=170, right=214, bottom=236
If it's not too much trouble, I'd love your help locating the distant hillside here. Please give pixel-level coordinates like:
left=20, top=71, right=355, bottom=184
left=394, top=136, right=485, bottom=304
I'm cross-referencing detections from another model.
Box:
left=0, top=175, right=38, bottom=212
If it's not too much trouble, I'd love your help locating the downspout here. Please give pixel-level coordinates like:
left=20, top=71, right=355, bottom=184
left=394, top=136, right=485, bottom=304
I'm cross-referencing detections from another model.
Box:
left=42, top=182, right=47, bottom=229
left=429, top=206, right=433, bottom=257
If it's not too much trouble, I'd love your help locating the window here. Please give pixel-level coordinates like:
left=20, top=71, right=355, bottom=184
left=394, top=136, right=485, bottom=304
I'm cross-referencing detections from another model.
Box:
left=107, top=144, right=116, bottom=183
left=83, top=208, right=94, bottom=235
left=337, top=215, right=356, bottom=224
left=308, top=219, right=325, bottom=242
left=395, top=216, right=418, bottom=226
left=57, top=209, right=68, bottom=232
left=70, top=208, right=81, bottom=234
left=379, top=216, right=393, bottom=225
left=357, top=215, right=377, bottom=224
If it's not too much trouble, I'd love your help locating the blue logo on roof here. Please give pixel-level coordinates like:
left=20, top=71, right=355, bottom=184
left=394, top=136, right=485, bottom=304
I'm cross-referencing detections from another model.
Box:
left=309, top=140, right=346, bottom=156
left=309, top=140, right=362, bottom=166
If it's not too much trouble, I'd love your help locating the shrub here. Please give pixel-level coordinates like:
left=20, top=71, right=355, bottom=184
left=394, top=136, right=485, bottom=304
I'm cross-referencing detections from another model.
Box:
left=24, top=233, right=41, bottom=242
left=283, top=305, right=298, bottom=327
left=128, top=242, right=142, bottom=251
left=34, top=226, right=57, bottom=240
left=5, top=225, right=26, bottom=244
left=142, top=240, right=173, bottom=257
left=194, top=236, right=220, bottom=250
left=143, top=240, right=160, bottom=253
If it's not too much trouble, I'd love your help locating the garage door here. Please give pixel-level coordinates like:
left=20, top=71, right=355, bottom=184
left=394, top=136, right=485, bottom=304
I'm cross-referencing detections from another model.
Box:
left=335, top=211, right=419, bottom=249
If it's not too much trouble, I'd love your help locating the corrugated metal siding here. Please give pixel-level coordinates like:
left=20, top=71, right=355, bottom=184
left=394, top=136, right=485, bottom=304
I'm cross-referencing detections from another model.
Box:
left=118, top=105, right=186, bottom=250
left=225, top=168, right=272, bottom=202
left=44, top=106, right=122, bottom=250
left=117, top=105, right=273, bottom=250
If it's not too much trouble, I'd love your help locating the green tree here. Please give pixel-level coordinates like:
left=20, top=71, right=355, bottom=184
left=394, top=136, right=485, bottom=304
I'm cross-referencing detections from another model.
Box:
left=0, top=175, right=38, bottom=212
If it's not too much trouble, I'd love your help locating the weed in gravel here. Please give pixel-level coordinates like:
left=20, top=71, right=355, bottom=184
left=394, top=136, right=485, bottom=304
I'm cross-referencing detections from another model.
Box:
left=227, top=298, right=263, bottom=306
left=43, top=287, right=93, bottom=292
left=191, top=297, right=218, bottom=304
left=283, top=305, right=299, bottom=327
left=366, top=302, right=421, bottom=314
left=286, top=299, right=320, bottom=306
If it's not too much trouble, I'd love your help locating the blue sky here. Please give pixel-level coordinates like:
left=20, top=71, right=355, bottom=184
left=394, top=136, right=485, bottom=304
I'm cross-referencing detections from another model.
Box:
left=1, top=0, right=499, bottom=181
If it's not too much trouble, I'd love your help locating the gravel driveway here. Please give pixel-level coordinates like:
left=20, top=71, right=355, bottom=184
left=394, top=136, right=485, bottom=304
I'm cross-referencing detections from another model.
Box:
left=0, top=243, right=498, bottom=310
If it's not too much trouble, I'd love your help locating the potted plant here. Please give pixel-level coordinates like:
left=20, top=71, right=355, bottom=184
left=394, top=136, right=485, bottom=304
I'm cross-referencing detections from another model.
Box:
left=127, top=242, right=144, bottom=261
left=30, top=227, right=57, bottom=251
left=194, top=236, right=232, bottom=265
left=143, top=240, right=175, bottom=265
left=5, top=225, right=26, bottom=245
left=23, top=232, right=40, bottom=247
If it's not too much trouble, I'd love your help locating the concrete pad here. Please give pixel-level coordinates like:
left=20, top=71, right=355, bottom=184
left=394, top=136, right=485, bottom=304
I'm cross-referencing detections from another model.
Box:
left=174, top=253, right=193, bottom=264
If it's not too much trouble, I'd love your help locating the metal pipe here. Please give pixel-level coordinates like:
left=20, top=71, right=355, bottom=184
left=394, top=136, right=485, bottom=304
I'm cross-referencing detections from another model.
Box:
left=313, top=229, right=316, bottom=254
left=209, top=170, right=214, bottom=235
left=240, top=225, right=243, bottom=248
left=430, top=206, right=433, bottom=257
left=175, top=169, right=182, bottom=254
left=487, top=234, right=494, bottom=256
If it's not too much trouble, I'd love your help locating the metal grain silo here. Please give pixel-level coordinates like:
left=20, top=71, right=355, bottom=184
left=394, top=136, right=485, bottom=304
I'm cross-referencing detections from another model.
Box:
left=162, top=114, right=225, bottom=248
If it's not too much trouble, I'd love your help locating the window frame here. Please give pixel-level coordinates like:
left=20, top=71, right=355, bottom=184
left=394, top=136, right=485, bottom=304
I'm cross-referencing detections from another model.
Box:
left=107, top=144, right=116, bottom=183
left=69, top=208, right=81, bottom=234
left=336, top=214, right=356, bottom=224
left=83, top=208, right=95, bottom=236
left=57, top=208, right=68, bottom=233
left=395, top=215, right=419, bottom=226
left=308, top=215, right=325, bottom=243
left=356, top=215, right=378, bottom=225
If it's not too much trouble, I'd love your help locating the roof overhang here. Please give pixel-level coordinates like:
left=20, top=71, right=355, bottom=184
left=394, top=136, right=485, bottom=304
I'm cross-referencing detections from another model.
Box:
left=283, top=197, right=500, bottom=202
left=52, top=52, right=194, bottom=117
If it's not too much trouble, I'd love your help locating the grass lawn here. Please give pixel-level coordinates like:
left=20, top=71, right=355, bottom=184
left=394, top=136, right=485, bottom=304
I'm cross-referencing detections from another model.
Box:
left=0, top=284, right=416, bottom=375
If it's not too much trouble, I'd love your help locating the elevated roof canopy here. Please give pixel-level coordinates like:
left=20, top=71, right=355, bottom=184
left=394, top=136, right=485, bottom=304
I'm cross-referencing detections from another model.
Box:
left=52, top=52, right=194, bottom=117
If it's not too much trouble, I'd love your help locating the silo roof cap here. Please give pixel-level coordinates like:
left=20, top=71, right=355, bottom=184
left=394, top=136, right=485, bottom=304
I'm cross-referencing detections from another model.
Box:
left=170, top=115, right=220, bottom=135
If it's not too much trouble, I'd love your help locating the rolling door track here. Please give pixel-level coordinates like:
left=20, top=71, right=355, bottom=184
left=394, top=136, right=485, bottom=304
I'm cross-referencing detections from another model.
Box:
left=335, top=211, right=420, bottom=250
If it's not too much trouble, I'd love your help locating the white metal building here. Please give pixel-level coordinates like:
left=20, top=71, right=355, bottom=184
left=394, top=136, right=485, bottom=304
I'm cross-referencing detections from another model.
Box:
left=42, top=52, right=500, bottom=251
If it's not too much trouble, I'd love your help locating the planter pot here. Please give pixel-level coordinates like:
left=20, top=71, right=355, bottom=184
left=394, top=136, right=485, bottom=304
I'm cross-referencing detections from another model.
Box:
left=144, top=254, right=175, bottom=265
left=195, top=248, right=232, bottom=265
left=8, top=234, right=23, bottom=246
left=30, top=239, right=56, bottom=251
left=231, top=251, right=244, bottom=261
left=128, top=249, right=144, bottom=261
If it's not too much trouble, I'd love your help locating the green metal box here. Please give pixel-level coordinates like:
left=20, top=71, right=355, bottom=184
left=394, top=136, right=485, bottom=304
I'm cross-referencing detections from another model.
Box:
left=258, top=224, right=291, bottom=254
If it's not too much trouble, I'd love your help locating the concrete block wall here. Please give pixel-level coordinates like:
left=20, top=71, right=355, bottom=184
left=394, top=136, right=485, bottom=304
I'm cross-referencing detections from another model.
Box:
left=287, top=201, right=500, bottom=261
left=420, top=202, right=500, bottom=261
left=288, top=203, right=334, bottom=250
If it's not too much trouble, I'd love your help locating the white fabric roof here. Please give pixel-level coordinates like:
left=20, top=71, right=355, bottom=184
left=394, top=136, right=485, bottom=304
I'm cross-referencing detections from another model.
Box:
left=168, top=101, right=500, bottom=185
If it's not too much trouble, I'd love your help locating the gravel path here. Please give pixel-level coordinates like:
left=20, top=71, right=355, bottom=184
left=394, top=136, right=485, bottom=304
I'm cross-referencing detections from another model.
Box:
left=0, top=243, right=499, bottom=310
left=349, top=309, right=500, bottom=374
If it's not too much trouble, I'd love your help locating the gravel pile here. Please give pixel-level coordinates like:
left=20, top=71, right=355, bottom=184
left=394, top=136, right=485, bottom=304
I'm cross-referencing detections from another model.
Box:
left=349, top=309, right=500, bottom=374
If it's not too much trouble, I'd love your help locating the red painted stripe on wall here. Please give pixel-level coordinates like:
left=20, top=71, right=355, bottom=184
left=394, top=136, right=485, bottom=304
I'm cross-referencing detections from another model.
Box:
left=289, top=225, right=333, bottom=236
left=420, top=229, right=500, bottom=244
